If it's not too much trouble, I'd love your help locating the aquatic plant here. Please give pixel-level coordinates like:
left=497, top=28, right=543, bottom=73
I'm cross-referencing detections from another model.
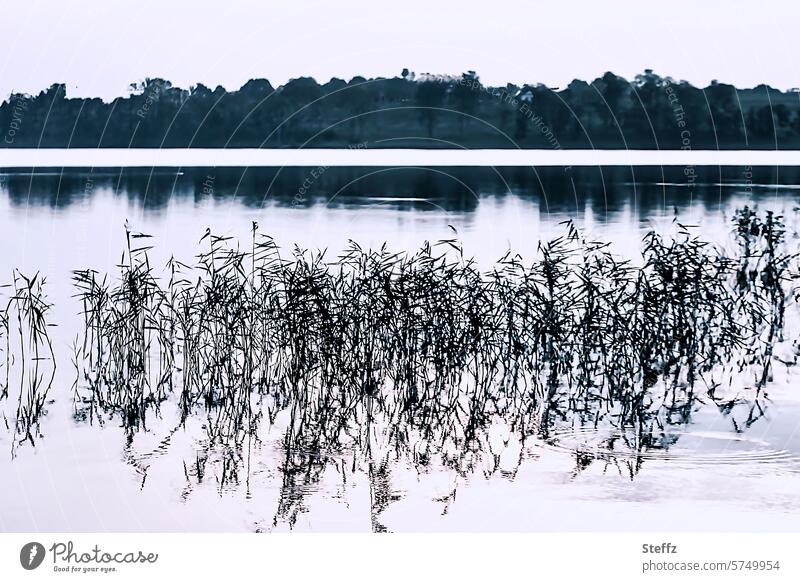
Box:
left=60, top=208, right=798, bottom=528
left=0, top=271, right=57, bottom=451
left=72, top=223, right=173, bottom=429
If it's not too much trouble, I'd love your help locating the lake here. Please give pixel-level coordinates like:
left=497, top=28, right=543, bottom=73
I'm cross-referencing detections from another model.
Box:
left=1, top=164, right=800, bottom=532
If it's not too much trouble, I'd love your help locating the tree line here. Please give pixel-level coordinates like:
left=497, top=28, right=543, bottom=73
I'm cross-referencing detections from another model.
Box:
left=1, top=70, right=798, bottom=149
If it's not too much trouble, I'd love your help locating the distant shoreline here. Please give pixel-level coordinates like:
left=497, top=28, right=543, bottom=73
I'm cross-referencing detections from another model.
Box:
left=2, top=72, right=799, bottom=150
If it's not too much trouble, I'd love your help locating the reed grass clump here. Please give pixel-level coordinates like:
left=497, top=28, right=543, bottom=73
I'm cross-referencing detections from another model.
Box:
left=67, top=210, right=796, bottom=474
left=0, top=271, right=57, bottom=451
left=72, top=224, right=173, bottom=429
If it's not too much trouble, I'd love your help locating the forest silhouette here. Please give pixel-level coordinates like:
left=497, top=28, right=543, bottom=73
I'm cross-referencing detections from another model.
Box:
left=1, top=70, right=798, bottom=149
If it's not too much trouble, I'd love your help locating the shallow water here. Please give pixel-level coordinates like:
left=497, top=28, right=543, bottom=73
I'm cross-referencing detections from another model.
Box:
left=1, top=165, right=800, bottom=532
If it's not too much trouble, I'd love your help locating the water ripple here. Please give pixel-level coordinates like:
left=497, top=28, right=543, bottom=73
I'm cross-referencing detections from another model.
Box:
left=541, top=426, right=800, bottom=472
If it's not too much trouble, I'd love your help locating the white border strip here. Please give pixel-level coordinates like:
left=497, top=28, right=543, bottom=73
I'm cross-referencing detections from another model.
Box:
left=0, top=149, right=799, bottom=167
left=1, top=533, right=798, bottom=581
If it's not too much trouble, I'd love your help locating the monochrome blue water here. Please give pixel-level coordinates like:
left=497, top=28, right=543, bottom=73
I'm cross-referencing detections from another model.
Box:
left=1, top=166, right=799, bottom=532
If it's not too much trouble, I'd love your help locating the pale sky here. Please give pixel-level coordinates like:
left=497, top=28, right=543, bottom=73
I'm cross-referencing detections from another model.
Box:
left=0, top=0, right=795, bottom=101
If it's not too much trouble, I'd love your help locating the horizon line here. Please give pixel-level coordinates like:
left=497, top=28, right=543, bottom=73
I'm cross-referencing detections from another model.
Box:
left=1, top=149, right=800, bottom=168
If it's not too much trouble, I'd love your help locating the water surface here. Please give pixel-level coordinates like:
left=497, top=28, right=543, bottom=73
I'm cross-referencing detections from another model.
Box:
left=1, top=165, right=799, bottom=532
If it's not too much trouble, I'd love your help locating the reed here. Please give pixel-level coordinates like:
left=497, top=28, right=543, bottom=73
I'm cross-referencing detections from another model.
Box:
left=58, top=208, right=798, bottom=523
left=0, top=271, right=57, bottom=451
left=72, top=223, right=173, bottom=429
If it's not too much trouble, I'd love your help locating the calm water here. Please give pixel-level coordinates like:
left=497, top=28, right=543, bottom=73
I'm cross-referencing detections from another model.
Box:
left=1, top=165, right=800, bottom=532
